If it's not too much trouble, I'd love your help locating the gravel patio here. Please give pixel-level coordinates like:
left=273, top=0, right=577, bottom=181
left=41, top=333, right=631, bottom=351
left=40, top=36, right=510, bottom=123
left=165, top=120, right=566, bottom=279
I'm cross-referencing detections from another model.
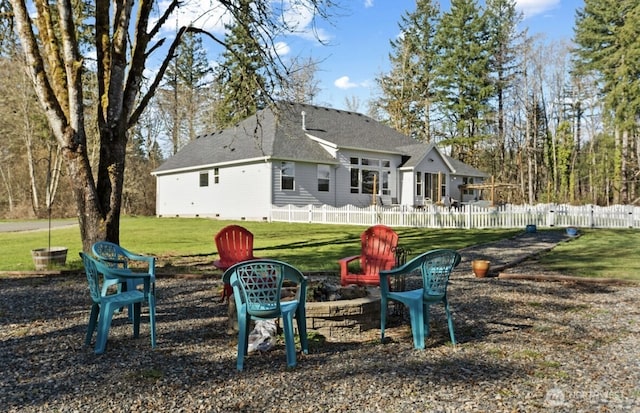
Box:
left=1, top=231, right=639, bottom=412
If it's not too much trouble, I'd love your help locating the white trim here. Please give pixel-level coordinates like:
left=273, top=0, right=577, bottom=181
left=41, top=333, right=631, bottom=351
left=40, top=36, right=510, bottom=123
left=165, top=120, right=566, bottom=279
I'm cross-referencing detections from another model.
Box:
left=305, top=133, right=338, bottom=149
left=152, top=156, right=270, bottom=176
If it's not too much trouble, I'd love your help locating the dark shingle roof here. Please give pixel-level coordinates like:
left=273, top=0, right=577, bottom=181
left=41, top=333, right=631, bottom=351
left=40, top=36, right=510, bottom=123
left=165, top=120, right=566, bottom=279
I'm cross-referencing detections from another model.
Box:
left=154, top=101, right=450, bottom=174
left=276, top=102, right=416, bottom=152
left=444, top=156, right=489, bottom=177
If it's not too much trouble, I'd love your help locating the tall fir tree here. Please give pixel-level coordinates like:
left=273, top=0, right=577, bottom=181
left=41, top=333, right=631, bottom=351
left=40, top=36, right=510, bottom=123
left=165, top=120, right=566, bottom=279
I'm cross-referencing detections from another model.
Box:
left=483, top=0, right=525, bottom=171
left=160, top=31, right=211, bottom=154
left=433, top=0, right=494, bottom=162
left=212, top=0, right=270, bottom=129
left=573, top=0, right=640, bottom=203
left=375, top=0, right=440, bottom=142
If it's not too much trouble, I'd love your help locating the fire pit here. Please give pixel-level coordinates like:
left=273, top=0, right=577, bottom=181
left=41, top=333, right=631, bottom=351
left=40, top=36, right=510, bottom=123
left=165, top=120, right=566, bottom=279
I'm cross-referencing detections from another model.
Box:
left=303, top=276, right=381, bottom=340
left=226, top=275, right=382, bottom=341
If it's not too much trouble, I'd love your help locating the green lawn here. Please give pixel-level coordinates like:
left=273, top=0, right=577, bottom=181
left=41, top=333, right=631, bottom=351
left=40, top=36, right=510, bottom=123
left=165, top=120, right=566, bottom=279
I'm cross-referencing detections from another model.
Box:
left=535, top=228, right=640, bottom=280
left=1, top=217, right=639, bottom=281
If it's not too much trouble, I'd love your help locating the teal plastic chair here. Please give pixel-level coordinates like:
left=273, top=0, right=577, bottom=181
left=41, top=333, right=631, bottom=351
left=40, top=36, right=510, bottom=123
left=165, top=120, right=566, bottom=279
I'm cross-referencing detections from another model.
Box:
left=92, top=241, right=156, bottom=319
left=379, top=249, right=461, bottom=349
left=92, top=241, right=156, bottom=295
left=222, top=259, right=308, bottom=371
left=80, top=252, right=157, bottom=354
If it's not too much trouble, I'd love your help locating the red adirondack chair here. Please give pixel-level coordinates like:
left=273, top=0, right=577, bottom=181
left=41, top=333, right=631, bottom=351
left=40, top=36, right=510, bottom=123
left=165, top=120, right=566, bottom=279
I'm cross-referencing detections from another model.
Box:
left=214, top=225, right=258, bottom=300
left=339, top=225, right=399, bottom=286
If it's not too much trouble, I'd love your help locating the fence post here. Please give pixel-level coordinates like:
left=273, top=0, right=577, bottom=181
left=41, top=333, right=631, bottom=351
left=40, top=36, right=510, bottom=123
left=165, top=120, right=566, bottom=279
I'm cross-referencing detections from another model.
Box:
left=547, top=205, right=555, bottom=227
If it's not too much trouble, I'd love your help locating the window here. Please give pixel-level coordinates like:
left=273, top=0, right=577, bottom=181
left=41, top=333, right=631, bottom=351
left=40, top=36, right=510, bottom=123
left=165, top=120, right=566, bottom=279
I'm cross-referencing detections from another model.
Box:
left=199, top=172, right=209, bottom=187
left=281, top=161, right=295, bottom=190
left=350, top=157, right=391, bottom=195
left=382, top=171, right=390, bottom=195
left=463, top=177, right=474, bottom=195
left=424, top=173, right=441, bottom=201
left=416, top=172, right=422, bottom=196
left=361, top=169, right=379, bottom=194
left=350, top=168, right=359, bottom=193
left=317, top=165, right=330, bottom=192
left=213, top=168, right=219, bottom=184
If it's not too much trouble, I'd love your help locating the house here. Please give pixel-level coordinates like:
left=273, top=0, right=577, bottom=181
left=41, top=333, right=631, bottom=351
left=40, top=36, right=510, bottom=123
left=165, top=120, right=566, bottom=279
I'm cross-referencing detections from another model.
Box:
left=152, top=102, right=488, bottom=220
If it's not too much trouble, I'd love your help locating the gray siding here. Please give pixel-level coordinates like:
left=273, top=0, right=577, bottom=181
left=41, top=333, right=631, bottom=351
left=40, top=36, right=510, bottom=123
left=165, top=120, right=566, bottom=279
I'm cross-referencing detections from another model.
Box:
left=272, top=161, right=336, bottom=206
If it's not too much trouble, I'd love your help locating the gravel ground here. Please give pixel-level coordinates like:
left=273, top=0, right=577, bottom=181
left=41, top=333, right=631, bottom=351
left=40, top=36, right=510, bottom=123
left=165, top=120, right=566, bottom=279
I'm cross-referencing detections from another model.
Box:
left=1, top=230, right=639, bottom=412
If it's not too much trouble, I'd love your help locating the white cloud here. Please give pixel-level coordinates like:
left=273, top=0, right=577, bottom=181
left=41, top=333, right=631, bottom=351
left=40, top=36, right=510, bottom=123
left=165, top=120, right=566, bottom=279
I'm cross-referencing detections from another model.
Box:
left=334, top=76, right=367, bottom=89
left=364, top=0, right=374, bottom=8
left=157, top=0, right=331, bottom=43
left=150, top=0, right=329, bottom=61
left=282, top=1, right=332, bottom=42
left=273, top=41, right=291, bottom=57
left=515, top=0, right=561, bottom=18
left=155, top=0, right=231, bottom=34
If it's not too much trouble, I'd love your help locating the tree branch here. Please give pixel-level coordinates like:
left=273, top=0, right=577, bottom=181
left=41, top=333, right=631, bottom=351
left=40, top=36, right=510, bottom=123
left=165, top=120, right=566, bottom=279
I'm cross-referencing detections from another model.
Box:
left=129, top=25, right=189, bottom=128
left=56, top=0, right=85, bottom=141
left=8, top=0, right=68, bottom=143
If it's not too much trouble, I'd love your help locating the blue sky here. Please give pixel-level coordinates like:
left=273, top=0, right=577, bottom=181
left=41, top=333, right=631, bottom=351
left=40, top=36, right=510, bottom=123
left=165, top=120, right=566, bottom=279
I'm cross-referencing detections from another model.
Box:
left=310, top=0, right=582, bottom=111
left=166, top=0, right=582, bottom=112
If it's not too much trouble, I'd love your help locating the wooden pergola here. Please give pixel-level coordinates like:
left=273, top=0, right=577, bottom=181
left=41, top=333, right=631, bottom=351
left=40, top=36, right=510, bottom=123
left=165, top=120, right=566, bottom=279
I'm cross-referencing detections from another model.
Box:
left=458, top=176, right=518, bottom=206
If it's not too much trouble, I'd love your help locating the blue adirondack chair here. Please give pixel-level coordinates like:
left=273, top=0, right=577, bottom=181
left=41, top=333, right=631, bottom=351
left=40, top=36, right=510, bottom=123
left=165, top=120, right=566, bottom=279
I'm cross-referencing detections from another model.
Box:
left=80, top=252, right=157, bottom=354
left=222, top=259, right=308, bottom=371
left=379, top=249, right=461, bottom=349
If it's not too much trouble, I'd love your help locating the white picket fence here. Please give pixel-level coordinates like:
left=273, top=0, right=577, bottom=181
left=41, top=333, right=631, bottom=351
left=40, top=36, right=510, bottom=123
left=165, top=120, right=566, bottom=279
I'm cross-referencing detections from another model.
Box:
left=270, top=203, right=640, bottom=229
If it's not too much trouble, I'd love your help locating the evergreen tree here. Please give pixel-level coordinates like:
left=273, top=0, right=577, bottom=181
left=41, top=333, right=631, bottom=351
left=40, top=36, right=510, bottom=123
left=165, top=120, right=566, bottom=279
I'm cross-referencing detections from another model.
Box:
left=375, top=0, right=440, bottom=142
left=212, top=0, right=270, bottom=129
left=483, top=0, right=525, bottom=170
left=573, top=0, right=640, bottom=203
left=433, top=0, right=493, bottom=161
left=159, top=31, right=211, bottom=154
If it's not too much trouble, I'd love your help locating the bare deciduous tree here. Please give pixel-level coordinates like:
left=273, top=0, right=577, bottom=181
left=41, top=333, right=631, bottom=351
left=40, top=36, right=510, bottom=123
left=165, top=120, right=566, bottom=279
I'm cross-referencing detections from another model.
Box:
left=8, top=0, right=336, bottom=250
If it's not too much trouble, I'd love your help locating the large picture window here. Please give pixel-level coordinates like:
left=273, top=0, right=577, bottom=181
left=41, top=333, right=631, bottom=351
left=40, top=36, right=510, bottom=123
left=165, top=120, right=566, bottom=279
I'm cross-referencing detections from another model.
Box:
left=281, top=161, right=295, bottom=190
left=350, top=157, right=391, bottom=195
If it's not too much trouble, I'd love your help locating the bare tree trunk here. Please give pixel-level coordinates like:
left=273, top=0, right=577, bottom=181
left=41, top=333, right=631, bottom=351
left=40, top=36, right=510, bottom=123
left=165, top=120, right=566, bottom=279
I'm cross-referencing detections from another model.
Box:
left=613, top=128, right=621, bottom=204
left=621, top=129, right=629, bottom=204
left=25, top=132, right=39, bottom=215
left=18, top=75, right=40, bottom=215
left=0, top=166, right=14, bottom=212
left=11, top=0, right=107, bottom=250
